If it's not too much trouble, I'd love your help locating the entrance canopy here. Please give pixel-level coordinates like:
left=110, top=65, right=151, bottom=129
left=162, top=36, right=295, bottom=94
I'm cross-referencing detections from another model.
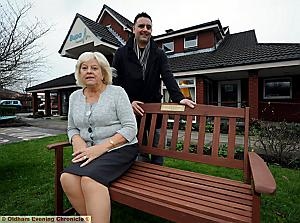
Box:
left=59, top=13, right=123, bottom=59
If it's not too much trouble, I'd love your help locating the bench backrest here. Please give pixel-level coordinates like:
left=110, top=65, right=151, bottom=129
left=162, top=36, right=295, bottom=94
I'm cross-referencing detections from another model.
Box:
left=138, top=103, right=250, bottom=181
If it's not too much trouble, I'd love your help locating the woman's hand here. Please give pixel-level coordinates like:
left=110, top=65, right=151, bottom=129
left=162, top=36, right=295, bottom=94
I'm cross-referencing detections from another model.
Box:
left=71, top=135, right=88, bottom=153
left=72, top=144, right=108, bottom=167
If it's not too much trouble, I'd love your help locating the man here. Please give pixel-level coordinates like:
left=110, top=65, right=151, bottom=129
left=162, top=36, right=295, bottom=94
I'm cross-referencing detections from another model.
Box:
left=113, top=12, right=195, bottom=165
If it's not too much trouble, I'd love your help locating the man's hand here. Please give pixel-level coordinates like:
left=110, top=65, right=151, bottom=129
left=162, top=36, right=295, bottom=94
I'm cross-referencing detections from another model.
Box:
left=179, top=98, right=196, bottom=108
left=132, top=101, right=144, bottom=116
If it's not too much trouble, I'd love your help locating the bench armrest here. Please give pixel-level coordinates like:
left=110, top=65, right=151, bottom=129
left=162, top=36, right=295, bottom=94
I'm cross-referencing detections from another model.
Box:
left=248, top=152, right=276, bottom=194
left=47, top=141, right=71, bottom=150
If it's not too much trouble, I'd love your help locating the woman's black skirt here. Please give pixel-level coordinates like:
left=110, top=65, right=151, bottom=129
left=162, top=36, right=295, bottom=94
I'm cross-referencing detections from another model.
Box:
left=63, top=144, right=138, bottom=187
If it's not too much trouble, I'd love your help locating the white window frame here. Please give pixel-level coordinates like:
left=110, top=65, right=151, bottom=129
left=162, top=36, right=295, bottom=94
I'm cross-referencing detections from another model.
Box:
left=162, top=41, right=174, bottom=53
left=162, top=77, right=196, bottom=102
left=177, top=78, right=196, bottom=101
left=263, top=77, right=292, bottom=99
left=184, top=35, right=198, bottom=49
left=162, top=77, right=196, bottom=122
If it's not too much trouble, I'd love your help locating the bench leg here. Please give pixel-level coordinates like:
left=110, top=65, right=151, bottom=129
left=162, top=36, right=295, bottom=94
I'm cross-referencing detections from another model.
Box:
left=252, top=192, right=260, bottom=223
left=55, top=148, right=64, bottom=215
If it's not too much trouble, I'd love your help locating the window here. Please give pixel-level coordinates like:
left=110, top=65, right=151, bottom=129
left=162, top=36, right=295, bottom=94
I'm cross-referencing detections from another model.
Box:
left=263, top=78, right=292, bottom=99
left=184, top=35, right=197, bottom=49
left=162, top=78, right=196, bottom=122
left=218, top=80, right=241, bottom=107
left=162, top=78, right=196, bottom=103
left=178, top=79, right=195, bottom=100
left=162, top=41, right=174, bottom=53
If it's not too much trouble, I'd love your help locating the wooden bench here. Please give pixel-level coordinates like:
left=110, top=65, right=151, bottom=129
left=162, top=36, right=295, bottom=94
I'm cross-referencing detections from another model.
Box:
left=48, top=103, right=276, bottom=223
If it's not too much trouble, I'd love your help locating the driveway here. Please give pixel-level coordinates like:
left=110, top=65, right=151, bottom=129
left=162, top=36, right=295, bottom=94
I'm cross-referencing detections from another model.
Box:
left=0, top=114, right=67, bottom=145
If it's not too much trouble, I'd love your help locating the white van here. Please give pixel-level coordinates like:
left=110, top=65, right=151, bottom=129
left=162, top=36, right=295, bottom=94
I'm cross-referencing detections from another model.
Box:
left=0, top=100, right=22, bottom=110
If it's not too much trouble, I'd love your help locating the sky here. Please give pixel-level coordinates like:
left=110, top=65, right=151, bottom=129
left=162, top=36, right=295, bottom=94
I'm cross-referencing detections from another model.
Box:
left=23, top=0, right=300, bottom=86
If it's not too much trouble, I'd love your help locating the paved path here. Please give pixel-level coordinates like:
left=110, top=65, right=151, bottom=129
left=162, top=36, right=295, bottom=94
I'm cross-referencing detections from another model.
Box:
left=0, top=114, right=66, bottom=145
left=0, top=126, right=64, bottom=144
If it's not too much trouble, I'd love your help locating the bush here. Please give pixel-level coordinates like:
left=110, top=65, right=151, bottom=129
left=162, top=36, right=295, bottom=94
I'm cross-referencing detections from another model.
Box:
left=167, top=119, right=214, bottom=133
left=175, top=141, right=244, bottom=159
left=251, top=120, right=300, bottom=168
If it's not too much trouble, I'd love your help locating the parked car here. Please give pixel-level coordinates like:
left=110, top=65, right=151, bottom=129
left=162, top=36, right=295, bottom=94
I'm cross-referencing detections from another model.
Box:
left=0, top=100, right=22, bottom=110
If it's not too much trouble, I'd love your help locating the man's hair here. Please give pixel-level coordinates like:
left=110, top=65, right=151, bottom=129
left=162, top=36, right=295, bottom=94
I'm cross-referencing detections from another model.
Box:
left=134, top=12, right=152, bottom=24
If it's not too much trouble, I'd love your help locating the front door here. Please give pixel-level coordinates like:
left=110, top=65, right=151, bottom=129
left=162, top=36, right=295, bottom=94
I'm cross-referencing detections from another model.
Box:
left=218, top=80, right=241, bottom=107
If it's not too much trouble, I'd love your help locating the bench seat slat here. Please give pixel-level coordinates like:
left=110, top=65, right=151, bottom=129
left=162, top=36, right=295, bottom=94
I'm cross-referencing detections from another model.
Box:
left=111, top=188, right=235, bottom=223
left=127, top=173, right=252, bottom=206
left=123, top=171, right=252, bottom=207
left=111, top=182, right=252, bottom=223
left=127, top=163, right=253, bottom=204
left=116, top=176, right=252, bottom=213
left=134, top=162, right=251, bottom=191
left=128, top=168, right=252, bottom=200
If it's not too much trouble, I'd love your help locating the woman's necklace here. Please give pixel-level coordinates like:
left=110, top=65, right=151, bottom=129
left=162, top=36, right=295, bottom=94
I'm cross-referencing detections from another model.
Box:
left=85, top=104, right=94, bottom=117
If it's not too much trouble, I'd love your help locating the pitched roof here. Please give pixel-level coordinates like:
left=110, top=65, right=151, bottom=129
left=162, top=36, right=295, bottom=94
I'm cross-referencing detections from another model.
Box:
left=58, top=13, right=122, bottom=54
left=155, top=20, right=224, bottom=39
left=168, top=30, right=300, bottom=72
left=77, top=14, right=123, bottom=47
left=26, top=74, right=76, bottom=92
left=96, top=4, right=133, bottom=30
left=0, top=88, right=25, bottom=98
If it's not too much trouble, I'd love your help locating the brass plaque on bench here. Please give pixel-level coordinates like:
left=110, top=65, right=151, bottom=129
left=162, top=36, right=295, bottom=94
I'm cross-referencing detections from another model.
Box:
left=161, top=104, right=185, bottom=112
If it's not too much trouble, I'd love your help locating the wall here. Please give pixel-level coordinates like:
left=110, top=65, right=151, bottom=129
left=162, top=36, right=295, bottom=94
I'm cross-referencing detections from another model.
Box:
left=259, top=75, right=300, bottom=122
left=198, top=31, right=215, bottom=49
left=156, top=30, right=216, bottom=53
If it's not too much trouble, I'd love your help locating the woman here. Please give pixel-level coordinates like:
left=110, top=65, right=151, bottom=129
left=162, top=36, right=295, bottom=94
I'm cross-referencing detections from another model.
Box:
left=60, top=52, right=138, bottom=223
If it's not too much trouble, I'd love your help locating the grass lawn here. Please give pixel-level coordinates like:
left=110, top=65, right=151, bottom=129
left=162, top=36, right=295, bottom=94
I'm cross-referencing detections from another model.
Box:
left=0, top=135, right=299, bottom=222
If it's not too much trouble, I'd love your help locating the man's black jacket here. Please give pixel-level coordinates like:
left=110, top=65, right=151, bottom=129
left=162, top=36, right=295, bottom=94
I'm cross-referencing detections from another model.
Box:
left=112, top=36, right=184, bottom=103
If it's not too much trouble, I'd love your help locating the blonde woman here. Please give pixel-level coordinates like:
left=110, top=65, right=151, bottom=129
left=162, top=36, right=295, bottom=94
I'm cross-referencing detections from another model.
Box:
left=60, top=52, right=138, bottom=223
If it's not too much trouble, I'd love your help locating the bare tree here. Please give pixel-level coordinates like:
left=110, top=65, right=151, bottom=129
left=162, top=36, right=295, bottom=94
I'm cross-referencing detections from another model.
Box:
left=0, top=0, right=50, bottom=88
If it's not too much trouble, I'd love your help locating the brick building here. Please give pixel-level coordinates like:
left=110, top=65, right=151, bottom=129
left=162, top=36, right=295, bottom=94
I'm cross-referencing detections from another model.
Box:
left=26, top=4, right=300, bottom=122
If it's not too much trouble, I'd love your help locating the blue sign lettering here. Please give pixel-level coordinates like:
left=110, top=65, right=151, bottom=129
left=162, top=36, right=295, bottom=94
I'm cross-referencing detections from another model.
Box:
left=69, top=28, right=90, bottom=44
left=70, top=32, right=83, bottom=42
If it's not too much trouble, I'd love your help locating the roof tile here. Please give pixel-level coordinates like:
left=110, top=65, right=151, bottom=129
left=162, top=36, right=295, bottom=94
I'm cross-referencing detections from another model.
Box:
left=169, top=30, right=300, bottom=72
left=77, top=14, right=123, bottom=47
